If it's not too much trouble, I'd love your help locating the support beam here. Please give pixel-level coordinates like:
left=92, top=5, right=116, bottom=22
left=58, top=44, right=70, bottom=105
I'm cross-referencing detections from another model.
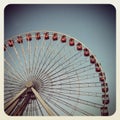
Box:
left=5, top=99, right=20, bottom=115
left=12, top=95, right=30, bottom=116
left=31, top=87, right=56, bottom=116
left=5, top=88, right=27, bottom=110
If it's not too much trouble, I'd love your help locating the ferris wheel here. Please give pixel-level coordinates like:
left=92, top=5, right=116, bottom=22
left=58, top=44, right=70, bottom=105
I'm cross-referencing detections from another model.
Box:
left=4, top=30, right=109, bottom=116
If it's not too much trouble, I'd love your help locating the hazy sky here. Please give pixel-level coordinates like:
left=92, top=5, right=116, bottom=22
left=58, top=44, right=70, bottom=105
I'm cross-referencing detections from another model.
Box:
left=4, top=4, right=116, bottom=115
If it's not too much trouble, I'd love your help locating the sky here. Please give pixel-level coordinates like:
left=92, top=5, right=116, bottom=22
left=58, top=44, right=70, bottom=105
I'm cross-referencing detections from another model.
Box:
left=4, top=4, right=116, bottom=115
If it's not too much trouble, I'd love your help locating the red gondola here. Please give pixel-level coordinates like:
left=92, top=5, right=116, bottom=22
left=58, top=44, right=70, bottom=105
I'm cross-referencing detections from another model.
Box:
left=95, top=63, right=101, bottom=72
left=61, top=35, right=66, bottom=43
left=84, top=48, right=90, bottom=56
left=101, top=83, right=108, bottom=93
left=17, top=36, right=23, bottom=43
left=35, top=32, right=41, bottom=40
left=4, top=44, right=7, bottom=51
left=101, top=112, right=109, bottom=116
left=26, top=33, right=32, bottom=41
left=52, top=33, right=58, bottom=41
left=99, top=72, right=106, bottom=82
left=103, top=99, right=109, bottom=105
left=102, top=94, right=109, bottom=104
left=100, top=76, right=106, bottom=82
left=76, top=42, right=82, bottom=51
left=90, top=55, right=96, bottom=64
left=69, top=38, right=75, bottom=46
left=101, top=107, right=109, bottom=116
left=7, top=40, right=14, bottom=47
left=99, top=72, right=105, bottom=76
left=44, top=32, right=49, bottom=40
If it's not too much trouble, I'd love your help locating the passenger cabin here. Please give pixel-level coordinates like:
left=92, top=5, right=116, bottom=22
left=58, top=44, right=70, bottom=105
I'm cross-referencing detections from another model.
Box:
left=76, top=42, right=82, bottom=50
left=61, top=35, right=66, bottom=43
left=90, top=55, right=96, bottom=64
left=84, top=48, right=90, bottom=56
left=44, top=32, right=49, bottom=40
left=69, top=38, right=75, bottom=46
left=8, top=40, right=14, bottom=47
left=101, top=83, right=108, bottom=93
left=99, top=72, right=106, bottom=82
left=95, top=63, right=101, bottom=72
left=26, top=33, right=32, bottom=41
left=35, top=32, right=41, bottom=40
left=101, top=107, right=109, bottom=116
left=17, top=36, right=23, bottom=43
left=102, top=94, right=109, bottom=105
left=52, top=33, right=58, bottom=41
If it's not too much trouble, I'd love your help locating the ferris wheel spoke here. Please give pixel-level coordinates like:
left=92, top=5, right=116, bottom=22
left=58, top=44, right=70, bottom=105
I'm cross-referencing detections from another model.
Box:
left=43, top=71, right=98, bottom=86
left=31, top=40, right=39, bottom=76
left=44, top=73, right=99, bottom=87
left=33, top=100, right=36, bottom=116
left=5, top=98, right=20, bottom=115
left=4, top=96, right=15, bottom=104
left=5, top=49, right=27, bottom=80
left=36, top=99, right=44, bottom=116
left=42, top=95, right=72, bottom=115
left=5, top=60, right=24, bottom=80
left=4, top=87, right=25, bottom=99
left=44, top=82, right=101, bottom=89
left=4, top=59, right=25, bottom=82
left=43, top=49, right=79, bottom=74
left=42, top=90, right=102, bottom=109
left=32, top=100, right=37, bottom=116
left=42, top=99, right=60, bottom=116
left=4, top=77, right=23, bottom=85
left=4, top=87, right=21, bottom=94
left=43, top=64, right=94, bottom=84
left=12, top=46, right=28, bottom=80
left=4, top=88, right=19, bottom=95
left=27, top=41, right=30, bottom=74
left=41, top=57, right=90, bottom=83
left=42, top=93, right=75, bottom=115
left=26, top=101, right=31, bottom=116
left=23, top=102, right=29, bottom=116
left=43, top=88, right=102, bottom=97
left=20, top=44, right=29, bottom=78
left=41, top=60, right=87, bottom=83
left=38, top=39, right=53, bottom=70
left=42, top=52, right=80, bottom=79
left=4, top=86, right=19, bottom=91
left=41, top=92, right=95, bottom=116
left=43, top=86, right=102, bottom=99
left=38, top=43, right=68, bottom=78
left=35, top=40, right=54, bottom=80
left=35, top=39, right=64, bottom=80
left=5, top=88, right=27, bottom=110
left=38, top=42, right=65, bottom=77
left=32, top=37, right=46, bottom=77
left=4, top=69, right=25, bottom=83
left=31, top=87, right=56, bottom=116
left=44, top=77, right=101, bottom=88
left=27, top=40, right=31, bottom=75
left=38, top=46, right=77, bottom=78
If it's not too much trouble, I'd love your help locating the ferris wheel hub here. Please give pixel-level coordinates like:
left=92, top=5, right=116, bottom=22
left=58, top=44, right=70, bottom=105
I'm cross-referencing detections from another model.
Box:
left=25, top=81, right=33, bottom=88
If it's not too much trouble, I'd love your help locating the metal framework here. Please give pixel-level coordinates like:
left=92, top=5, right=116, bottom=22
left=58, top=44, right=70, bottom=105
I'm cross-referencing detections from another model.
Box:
left=4, top=30, right=109, bottom=116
